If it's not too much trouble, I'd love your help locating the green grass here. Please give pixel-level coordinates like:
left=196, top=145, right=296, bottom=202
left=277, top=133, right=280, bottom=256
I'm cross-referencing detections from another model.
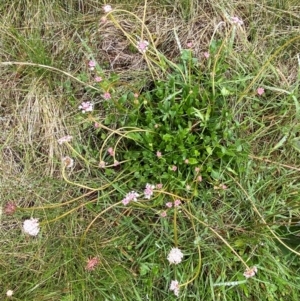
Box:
left=1, top=0, right=300, bottom=300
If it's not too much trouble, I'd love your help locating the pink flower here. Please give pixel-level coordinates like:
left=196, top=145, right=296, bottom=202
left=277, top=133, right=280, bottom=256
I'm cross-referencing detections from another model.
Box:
left=169, top=280, right=180, bottom=296
left=114, top=160, right=120, bottom=166
left=103, top=4, right=112, bottom=13
left=184, top=159, right=189, bottom=164
left=121, top=191, right=139, bottom=205
left=197, top=175, right=203, bottom=182
left=160, top=211, right=167, bottom=217
left=243, top=266, right=258, bottom=278
left=203, top=52, right=210, bottom=59
left=79, top=101, right=93, bottom=113
left=94, top=122, right=100, bottom=128
left=88, top=60, right=96, bottom=71
left=95, top=76, right=102, bottom=82
left=103, top=92, right=111, bottom=100
left=57, top=135, right=73, bottom=145
left=156, top=151, right=162, bottom=158
left=257, top=87, right=265, bottom=95
left=195, top=167, right=200, bottom=173
left=107, top=147, right=114, bottom=156
left=137, top=40, right=149, bottom=53
left=186, top=41, right=193, bottom=48
left=166, top=202, right=173, bottom=208
left=100, top=16, right=107, bottom=23
left=4, top=202, right=17, bottom=215
left=133, top=93, right=139, bottom=98
left=174, top=199, right=181, bottom=207
left=156, top=183, right=163, bottom=189
left=231, top=16, right=243, bottom=26
left=171, top=165, right=177, bottom=171
left=167, top=247, right=184, bottom=264
left=144, top=183, right=155, bottom=200
left=220, top=184, right=227, bottom=190
left=85, top=257, right=99, bottom=271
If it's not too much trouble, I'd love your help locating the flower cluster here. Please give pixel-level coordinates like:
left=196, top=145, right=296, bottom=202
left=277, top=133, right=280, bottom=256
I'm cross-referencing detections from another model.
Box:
left=62, top=156, right=74, bottom=168
left=57, top=135, right=73, bottom=145
left=257, top=87, right=265, bottom=95
left=88, top=60, right=96, bottom=71
left=169, top=280, right=180, bottom=297
left=166, top=199, right=181, bottom=208
left=137, top=40, right=149, bottom=53
left=121, top=191, right=139, bottom=205
left=103, top=4, right=112, bottom=13
left=23, top=218, right=40, bottom=236
left=144, top=183, right=155, bottom=199
left=230, top=16, right=243, bottom=26
left=4, top=202, right=17, bottom=215
left=167, top=247, right=184, bottom=265
left=243, top=266, right=258, bottom=278
left=79, top=101, right=93, bottom=113
left=85, top=257, right=100, bottom=271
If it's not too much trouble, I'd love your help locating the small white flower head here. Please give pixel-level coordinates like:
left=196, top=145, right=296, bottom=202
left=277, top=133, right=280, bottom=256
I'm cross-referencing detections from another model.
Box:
left=121, top=191, right=139, bottom=205
left=23, top=218, right=40, bottom=236
left=230, top=16, right=243, bottom=26
left=62, top=156, right=74, bottom=168
left=103, top=4, right=112, bottom=13
left=137, top=40, right=149, bottom=53
left=6, top=290, right=13, bottom=297
left=144, top=183, right=155, bottom=200
left=167, top=247, right=184, bottom=265
left=78, top=101, right=93, bottom=113
left=57, top=135, right=73, bottom=145
left=169, top=280, right=180, bottom=297
left=243, top=266, right=258, bottom=278
left=99, top=160, right=106, bottom=168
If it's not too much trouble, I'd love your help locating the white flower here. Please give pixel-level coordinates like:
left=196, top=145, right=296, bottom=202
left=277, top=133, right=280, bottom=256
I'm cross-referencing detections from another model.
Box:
left=121, top=191, right=139, bottom=205
left=169, top=280, right=180, bottom=297
left=99, top=160, right=106, bottom=168
left=62, top=156, right=74, bottom=168
left=167, top=247, right=184, bottom=265
left=6, top=290, right=13, bottom=297
left=103, top=4, right=112, bottom=13
left=23, top=218, right=40, bottom=236
left=57, top=135, right=73, bottom=145
left=243, top=266, right=258, bottom=278
left=144, top=183, right=155, bottom=199
left=78, top=101, right=93, bottom=113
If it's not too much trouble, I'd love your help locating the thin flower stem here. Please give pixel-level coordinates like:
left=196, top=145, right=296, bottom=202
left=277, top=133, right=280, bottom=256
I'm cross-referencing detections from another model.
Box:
left=173, top=208, right=178, bottom=246
left=180, top=202, right=202, bottom=287
left=235, top=35, right=300, bottom=109
left=249, top=154, right=300, bottom=172
left=182, top=207, right=249, bottom=269
left=18, top=190, right=95, bottom=210
left=80, top=200, right=123, bottom=246
left=43, top=197, right=98, bottom=225
left=0, top=61, right=100, bottom=91
left=44, top=188, right=117, bottom=226
left=230, top=175, right=300, bottom=257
